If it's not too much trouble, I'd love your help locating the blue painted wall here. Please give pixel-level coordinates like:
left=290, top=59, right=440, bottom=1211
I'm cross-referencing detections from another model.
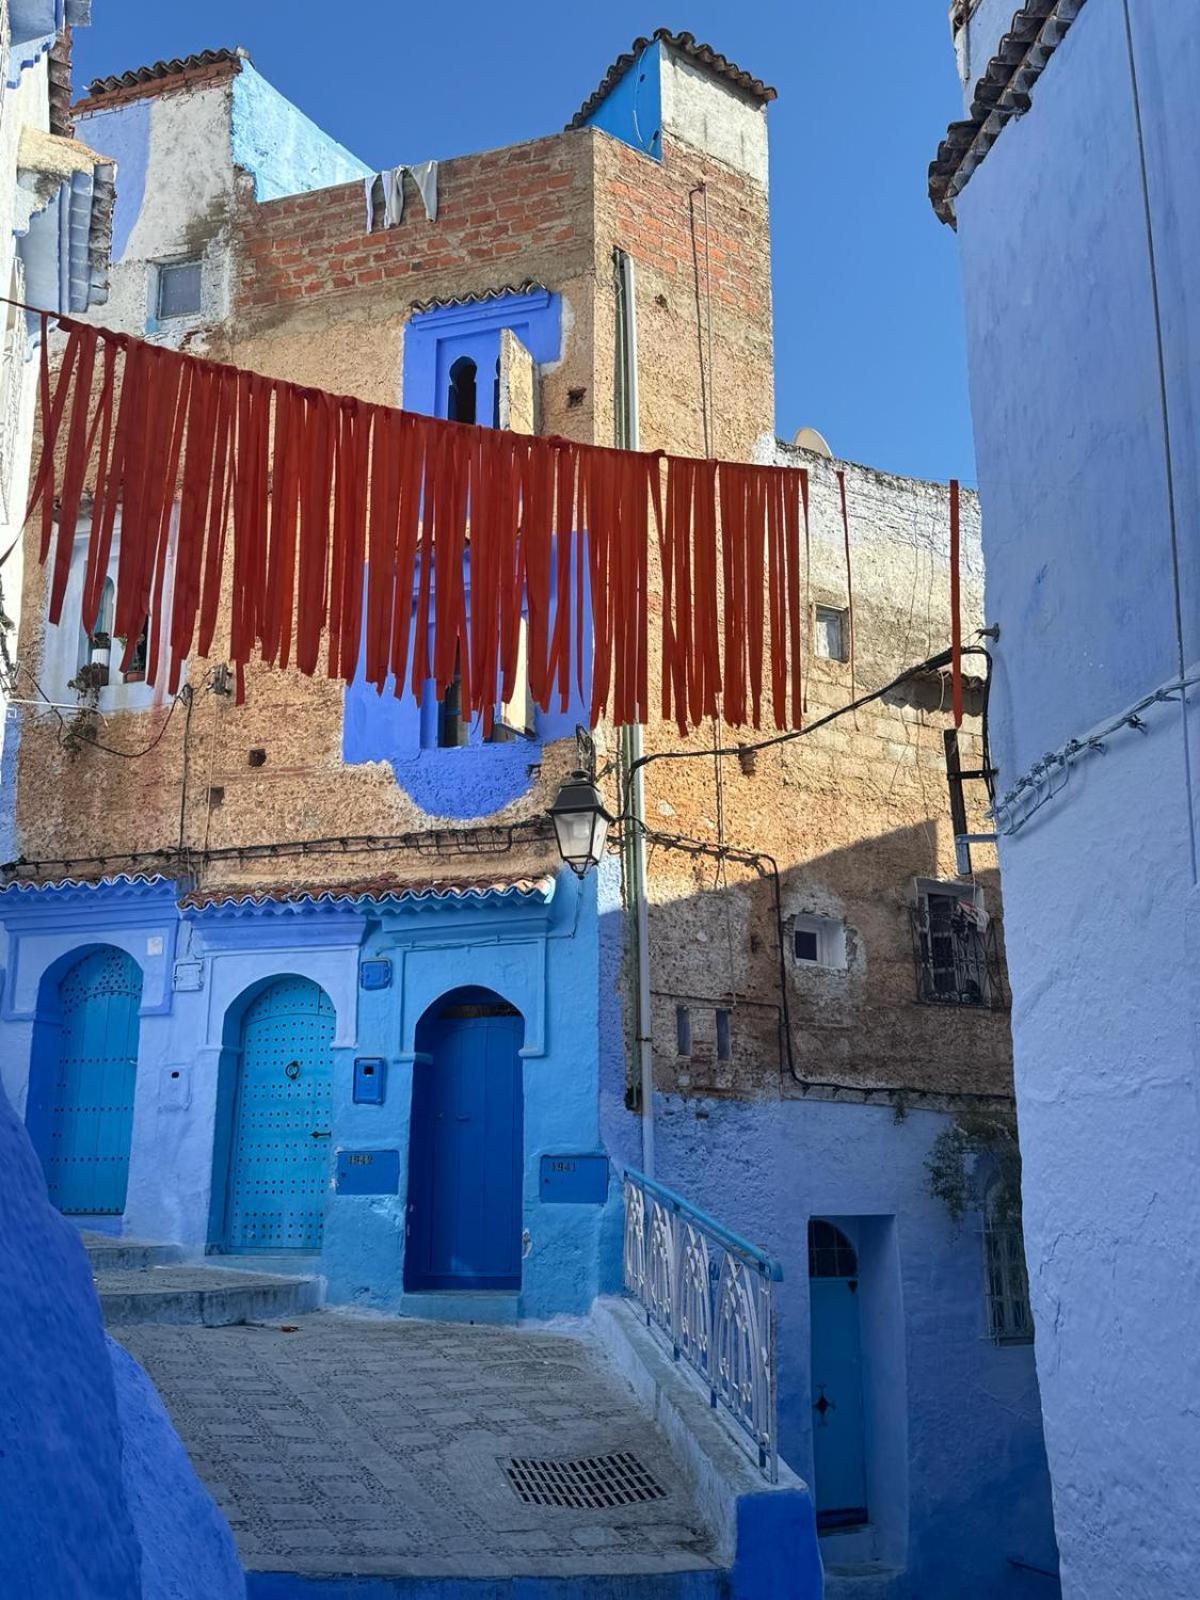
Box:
left=0, top=1076, right=244, bottom=1598
left=231, top=63, right=371, bottom=201
left=581, top=39, right=664, bottom=160
left=654, top=1096, right=1058, bottom=1598
left=954, top=5, right=1200, bottom=1595
left=344, top=290, right=587, bottom=821
left=0, top=870, right=616, bottom=1324
left=81, top=98, right=151, bottom=263
left=323, top=870, right=616, bottom=1320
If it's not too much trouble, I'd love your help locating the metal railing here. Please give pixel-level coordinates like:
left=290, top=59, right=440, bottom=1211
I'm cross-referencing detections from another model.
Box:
left=622, top=1168, right=782, bottom=1482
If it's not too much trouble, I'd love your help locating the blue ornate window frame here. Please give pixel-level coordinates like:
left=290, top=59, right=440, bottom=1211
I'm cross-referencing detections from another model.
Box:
left=342, top=288, right=588, bottom=821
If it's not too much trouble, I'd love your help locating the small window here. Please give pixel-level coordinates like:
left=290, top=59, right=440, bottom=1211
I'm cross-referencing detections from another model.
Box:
left=792, top=914, right=847, bottom=969
left=675, top=1005, right=692, bottom=1057
left=715, top=1008, right=732, bottom=1061
left=984, top=1185, right=1033, bottom=1344
left=808, top=1218, right=858, bottom=1279
left=447, top=356, right=478, bottom=425
left=156, top=259, right=203, bottom=321
left=814, top=605, right=848, bottom=662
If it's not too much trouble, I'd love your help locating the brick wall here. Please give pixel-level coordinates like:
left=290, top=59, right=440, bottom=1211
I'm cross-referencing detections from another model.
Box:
left=234, top=132, right=594, bottom=320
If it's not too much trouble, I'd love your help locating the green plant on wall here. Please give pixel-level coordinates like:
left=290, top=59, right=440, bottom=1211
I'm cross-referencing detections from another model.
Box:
left=925, top=1103, right=1022, bottom=1224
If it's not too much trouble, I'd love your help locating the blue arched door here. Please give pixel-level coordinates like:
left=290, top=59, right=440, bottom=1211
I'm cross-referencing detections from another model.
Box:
left=809, top=1219, right=869, bottom=1530
left=35, top=946, right=143, bottom=1215
left=405, top=992, right=524, bottom=1291
left=225, top=977, right=334, bottom=1252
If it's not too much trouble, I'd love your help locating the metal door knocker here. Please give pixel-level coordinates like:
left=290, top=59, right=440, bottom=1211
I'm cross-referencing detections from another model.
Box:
left=285, top=1060, right=301, bottom=1080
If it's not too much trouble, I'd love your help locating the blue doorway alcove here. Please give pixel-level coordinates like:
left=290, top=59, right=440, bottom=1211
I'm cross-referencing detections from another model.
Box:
left=405, top=986, right=525, bottom=1292
left=222, top=975, right=336, bottom=1252
left=27, top=944, right=144, bottom=1216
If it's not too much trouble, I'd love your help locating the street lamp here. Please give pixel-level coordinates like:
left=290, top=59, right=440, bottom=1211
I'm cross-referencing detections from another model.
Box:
left=548, top=768, right=612, bottom=876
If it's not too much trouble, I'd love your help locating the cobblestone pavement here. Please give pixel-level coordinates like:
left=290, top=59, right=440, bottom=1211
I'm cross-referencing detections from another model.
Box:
left=115, top=1312, right=719, bottom=1579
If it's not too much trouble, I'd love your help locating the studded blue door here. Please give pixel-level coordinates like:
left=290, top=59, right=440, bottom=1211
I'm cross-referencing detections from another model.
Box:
left=226, top=977, right=334, bottom=1252
left=809, top=1220, right=869, bottom=1530
left=40, top=947, right=143, bottom=1215
left=405, top=1001, right=524, bottom=1291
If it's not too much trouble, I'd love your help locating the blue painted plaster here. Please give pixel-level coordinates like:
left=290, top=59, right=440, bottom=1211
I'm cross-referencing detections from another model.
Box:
left=654, top=1096, right=1058, bottom=1598
left=231, top=64, right=371, bottom=202
left=954, top=6, right=1200, bottom=1596
left=403, top=291, right=563, bottom=418
left=0, top=871, right=618, bottom=1325
left=77, top=99, right=150, bottom=264
left=0, top=1076, right=244, bottom=1598
left=581, top=40, right=664, bottom=160
left=344, top=290, right=585, bottom=821
left=324, top=870, right=616, bottom=1319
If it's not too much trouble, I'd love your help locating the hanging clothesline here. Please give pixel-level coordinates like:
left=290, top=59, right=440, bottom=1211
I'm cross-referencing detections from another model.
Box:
left=16, top=308, right=965, bottom=734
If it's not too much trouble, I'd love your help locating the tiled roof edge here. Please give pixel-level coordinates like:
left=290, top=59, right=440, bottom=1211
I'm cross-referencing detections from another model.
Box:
left=568, top=28, right=775, bottom=131
left=410, top=279, right=549, bottom=315
left=928, top=0, right=1089, bottom=226
left=179, top=875, right=556, bottom=914
left=77, top=46, right=248, bottom=108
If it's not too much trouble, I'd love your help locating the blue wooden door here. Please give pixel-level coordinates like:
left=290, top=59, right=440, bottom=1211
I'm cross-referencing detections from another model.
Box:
left=406, top=1001, right=524, bottom=1291
left=809, top=1220, right=869, bottom=1529
left=42, top=947, right=143, bottom=1215
left=226, top=977, right=334, bottom=1252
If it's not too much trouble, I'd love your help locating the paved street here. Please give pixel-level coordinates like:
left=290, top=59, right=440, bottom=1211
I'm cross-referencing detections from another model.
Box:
left=115, top=1312, right=718, bottom=1580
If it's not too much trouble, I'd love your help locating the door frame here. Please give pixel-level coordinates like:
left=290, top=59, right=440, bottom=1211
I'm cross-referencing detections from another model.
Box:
left=27, top=942, right=145, bottom=1217
left=809, top=1216, right=870, bottom=1532
left=212, top=972, right=336, bottom=1254
left=404, top=986, right=526, bottom=1293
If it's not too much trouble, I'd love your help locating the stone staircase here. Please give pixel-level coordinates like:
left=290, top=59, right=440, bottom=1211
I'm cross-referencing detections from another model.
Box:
left=81, top=1232, right=321, bottom=1328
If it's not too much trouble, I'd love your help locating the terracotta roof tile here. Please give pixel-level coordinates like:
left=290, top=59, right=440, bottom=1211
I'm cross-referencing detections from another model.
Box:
left=78, top=46, right=248, bottom=107
left=568, top=29, right=775, bottom=131
left=929, top=0, right=1089, bottom=226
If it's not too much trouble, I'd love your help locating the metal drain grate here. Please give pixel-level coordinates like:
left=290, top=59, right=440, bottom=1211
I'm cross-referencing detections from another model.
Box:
left=505, top=1451, right=667, bottom=1509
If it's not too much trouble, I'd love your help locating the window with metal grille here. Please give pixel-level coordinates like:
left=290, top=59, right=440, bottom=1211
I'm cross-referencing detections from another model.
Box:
left=911, top=882, right=991, bottom=1006
left=156, top=259, right=203, bottom=321
left=984, top=1186, right=1033, bottom=1344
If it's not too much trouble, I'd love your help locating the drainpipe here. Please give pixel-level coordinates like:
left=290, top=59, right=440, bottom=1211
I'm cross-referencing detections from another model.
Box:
left=614, top=248, right=655, bottom=1178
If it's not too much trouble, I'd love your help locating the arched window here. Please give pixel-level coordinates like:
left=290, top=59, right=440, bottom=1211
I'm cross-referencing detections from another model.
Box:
left=983, top=1182, right=1033, bottom=1344
left=447, top=356, right=477, bottom=425
left=808, top=1218, right=858, bottom=1279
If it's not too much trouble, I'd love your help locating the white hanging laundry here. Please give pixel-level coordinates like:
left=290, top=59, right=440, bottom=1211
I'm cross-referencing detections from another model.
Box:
left=408, top=159, right=439, bottom=223
left=365, top=161, right=439, bottom=230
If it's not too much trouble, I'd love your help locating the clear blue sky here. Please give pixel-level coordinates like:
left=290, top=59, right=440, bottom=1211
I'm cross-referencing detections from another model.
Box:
left=73, top=3, right=974, bottom=485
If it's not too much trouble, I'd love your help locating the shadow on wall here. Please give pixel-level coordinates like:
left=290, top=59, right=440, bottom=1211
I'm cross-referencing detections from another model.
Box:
left=0, top=1081, right=245, bottom=1600
left=643, top=814, right=1008, bottom=1100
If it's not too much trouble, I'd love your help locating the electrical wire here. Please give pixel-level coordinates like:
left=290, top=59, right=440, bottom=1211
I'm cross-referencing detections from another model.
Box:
left=621, top=642, right=993, bottom=817
left=14, top=659, right=184, bottom=759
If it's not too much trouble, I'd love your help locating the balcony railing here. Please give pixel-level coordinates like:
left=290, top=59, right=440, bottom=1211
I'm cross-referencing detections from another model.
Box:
left=622, top=1168, right=782, bottom=1482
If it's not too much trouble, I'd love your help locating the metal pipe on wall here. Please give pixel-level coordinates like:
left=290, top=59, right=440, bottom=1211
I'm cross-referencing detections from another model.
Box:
left=614, top=246, right=655, bottom=1178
